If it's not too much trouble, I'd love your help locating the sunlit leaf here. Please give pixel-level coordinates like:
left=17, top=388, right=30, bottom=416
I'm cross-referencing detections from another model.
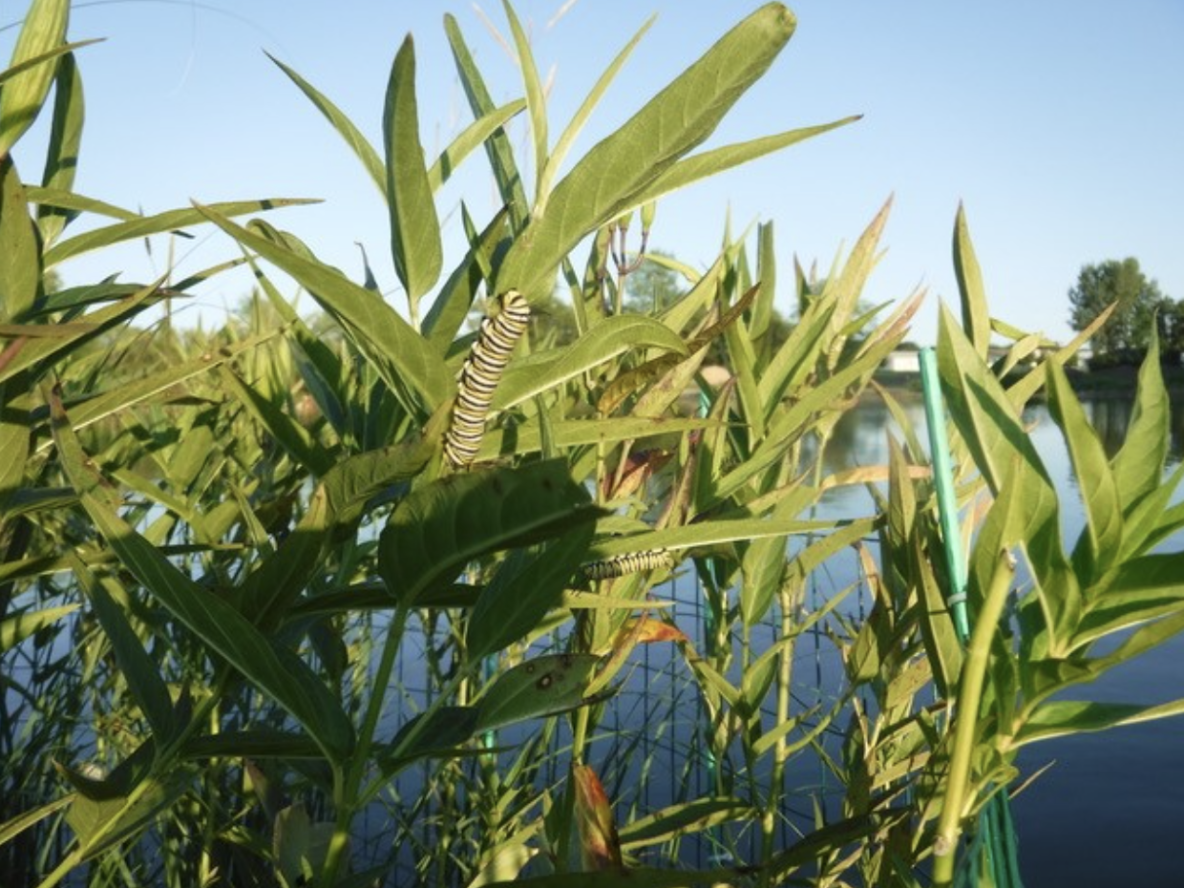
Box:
left=0, top=0, right=69, bottom=156
left=384, top=35, right=442, bottom=304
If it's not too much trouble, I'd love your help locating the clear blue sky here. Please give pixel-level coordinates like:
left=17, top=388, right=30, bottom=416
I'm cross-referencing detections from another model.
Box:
left=5, top=1, right=1182, bottom=346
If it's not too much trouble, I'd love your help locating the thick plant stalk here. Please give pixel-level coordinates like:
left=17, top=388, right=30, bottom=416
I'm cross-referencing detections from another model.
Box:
left=932, top=551, right=1015, bottom=885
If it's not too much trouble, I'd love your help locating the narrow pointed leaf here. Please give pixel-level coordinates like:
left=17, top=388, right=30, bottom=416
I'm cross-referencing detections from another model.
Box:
left=37, top=51, right=83, bottom=246
left=44, top=198, right=319, bottom=268
left=537, top=16, right=656, bottom=209
left=501, top=0, right=548, bottom=206
left=428, top=99, right=527, bottom=191
left=493, top=315, right=688, bottom=411
left=0, top=0, right=69, bottom=156
left=444, top=14, right=529, bottom=230
left=953, top=202, right=990, bottom=358
left=384, top=36, right=442, bottom=302
left=71, top=560, right=176, bottom=742
left=0, top=603, right=76, bottom=652
left=267, top=52, right=385, bottom=195
left=1046, top=361, right=1122, bottom=584
left=633, top=117, right=858, bottom=211
left=1111, top=333, right=1169, bottom=514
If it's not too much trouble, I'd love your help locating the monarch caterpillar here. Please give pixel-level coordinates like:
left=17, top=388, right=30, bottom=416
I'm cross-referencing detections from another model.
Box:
left=582, top=548, right=673, bottom=581
left=443, top=290, right=531, bottom=469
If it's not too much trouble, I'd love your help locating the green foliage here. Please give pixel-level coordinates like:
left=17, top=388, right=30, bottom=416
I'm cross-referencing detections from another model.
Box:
left=3, top=3, right=1182, bottom=887
left=1067, top=257, right=1170, bottom=365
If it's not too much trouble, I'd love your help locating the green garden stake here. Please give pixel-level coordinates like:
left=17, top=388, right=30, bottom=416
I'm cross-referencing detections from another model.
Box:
left=919, top=347, right=1024, bottom=888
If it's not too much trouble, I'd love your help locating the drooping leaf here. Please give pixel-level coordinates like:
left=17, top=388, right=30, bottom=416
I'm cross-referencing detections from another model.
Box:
left=467, top=520, right=595, bottom=659
left=192, top=203, right=449, bottom=417
left=378, top=459, right=596, bottom=606
left=475, top=653, right=603, bottom=732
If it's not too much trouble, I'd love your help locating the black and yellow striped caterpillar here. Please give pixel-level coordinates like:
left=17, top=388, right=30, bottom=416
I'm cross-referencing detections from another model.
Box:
left=443, top=290, right=531, bottom=469
left=581, top=548, right=673, bottom=581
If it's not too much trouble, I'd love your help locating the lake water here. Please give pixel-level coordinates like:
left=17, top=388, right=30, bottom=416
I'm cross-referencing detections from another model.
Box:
left=821, top=394, right=1184, bottom=886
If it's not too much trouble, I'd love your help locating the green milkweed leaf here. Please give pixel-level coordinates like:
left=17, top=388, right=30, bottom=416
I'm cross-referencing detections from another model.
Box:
left=466, top=519, right=595, bottom=659
left=0, top=0, right=69, bottom=156
left=493, top=314, right=689, bottom=411
left=44, top=198, right=318, bottom=268
left=428, top=100, right=527, bottom=192
left=0, top=602, right=76, bottom=652
left=384, top=35, right=442, bottom=305
left=631, top=118, right=858, bottom=212
left=444, top=14, right=530, bottom=231
left=953, top=202, right=990, bottom=358
left=267, top=52, right=385, bottom=196
left=495, top=3, right=797, bottom=301
left=71, top=559, right=176, bottom=743
left=378, top=459, right=596, bottom=606
left=37, top=50, right=83, bottom=247
left=475, top=653, right=604, bottom=732
left=1111, top=332, right=1169, bottom=515
left=536, top=15, right=656, bottom=213
left=0, top=156, right=42, bottom=322
left=1046, top=360, right=1122, bottom=585
left=500, top=0, right=547, bottom=207
left=1016, top=698, right=1184, bottom=747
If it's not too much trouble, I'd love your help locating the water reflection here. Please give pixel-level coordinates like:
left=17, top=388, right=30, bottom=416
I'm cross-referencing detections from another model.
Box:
left=819, top=392, right=1184, bottom=476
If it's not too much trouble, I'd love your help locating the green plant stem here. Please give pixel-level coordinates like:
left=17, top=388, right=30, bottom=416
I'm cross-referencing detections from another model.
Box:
left=932, top=550, right=1015, bottom=886
left=321, top=602, right=411, bottom=887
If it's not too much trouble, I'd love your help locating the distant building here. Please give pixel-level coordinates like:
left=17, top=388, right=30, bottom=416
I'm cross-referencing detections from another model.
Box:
left=882, top=348, right=921, bottom=374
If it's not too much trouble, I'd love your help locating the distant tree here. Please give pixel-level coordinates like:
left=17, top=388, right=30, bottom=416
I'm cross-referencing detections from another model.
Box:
left=623, top=253, right=686, bottom=313
left=1156, top=299, right=1184, bottom=364
left=532, top=293, right=580, bottom=346
left=1068, top=258, right=1167, bottom=366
